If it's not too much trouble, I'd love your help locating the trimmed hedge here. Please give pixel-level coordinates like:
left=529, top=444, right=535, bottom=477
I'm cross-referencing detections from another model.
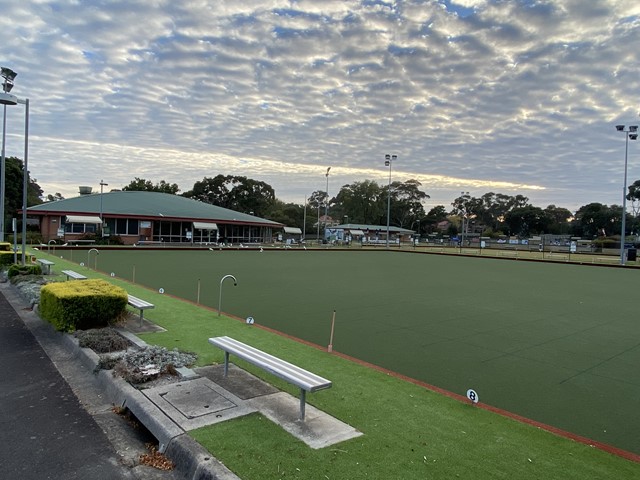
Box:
left=0, top=252, right=14, bottom=266
left=39, top=279, right=128, bottom=332
left=7, top=263, right=42, bottom=278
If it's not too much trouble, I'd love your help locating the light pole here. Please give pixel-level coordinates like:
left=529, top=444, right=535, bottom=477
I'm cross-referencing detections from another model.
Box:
left=0, top=67, right=18, bottom=242
left=303, top=195, right=307, bottom=241
left=460, top=191, right=469, bottom=251
left=385, top=154, right=397, bottom=249
left=616, top=125, right=638, bottom=265
left=324, top=167, right=331, bottom=240
left=100, top=179, right=108, bottom=237
left=18, top=97, right=29, bottom=265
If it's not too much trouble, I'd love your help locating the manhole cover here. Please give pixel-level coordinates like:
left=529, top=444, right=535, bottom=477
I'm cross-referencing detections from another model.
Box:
left=160, top=382, right=237, bottom=418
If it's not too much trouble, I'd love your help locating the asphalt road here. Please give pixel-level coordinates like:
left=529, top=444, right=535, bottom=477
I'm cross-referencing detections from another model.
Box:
left=0, top=282, right=181, bottom=480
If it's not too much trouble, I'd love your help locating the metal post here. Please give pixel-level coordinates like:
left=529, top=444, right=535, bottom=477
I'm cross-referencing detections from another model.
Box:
left=218, top=274, right=238, bottom=316
left=20, top=98, right=29, bottom=265
left=385, top=154, right=396, bottom=249
left=100, top=180, right=108, bottom=237
left=621, top=133, right=629, bottom=265
left=0, top=105, right=6, bottom=242
left=616, top=125, right=638, bottom=265
left=223, top=352, right=230, bottom=377
left=302, top=195, right=307, bottom=241
left=299, top=389, right=306, bottom=421
left=324, top=167, right=331, bottom=242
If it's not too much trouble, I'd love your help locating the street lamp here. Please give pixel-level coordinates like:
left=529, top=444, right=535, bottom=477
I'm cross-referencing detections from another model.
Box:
left=616, top=124, right=638, bottom=265
left=385, top=154, right=397, bottom=249
left=0, top=67, right=18, bottom=242
left=100, top=179, right=108, bottom=237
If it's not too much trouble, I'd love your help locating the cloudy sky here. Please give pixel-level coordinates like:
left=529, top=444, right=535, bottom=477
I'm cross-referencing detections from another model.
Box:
left=1, top=0, right=639, bottom=212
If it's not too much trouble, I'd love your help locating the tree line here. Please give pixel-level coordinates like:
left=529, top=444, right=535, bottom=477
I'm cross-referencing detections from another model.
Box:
left=6, top=156, right=640, bottom=240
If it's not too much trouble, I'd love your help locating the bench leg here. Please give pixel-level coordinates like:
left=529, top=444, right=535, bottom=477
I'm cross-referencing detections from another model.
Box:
left=223, top=352, right=230, bottom=377
left=299, top=389, right=306, bottom=421
left=138, top=309, right=144, bottom=327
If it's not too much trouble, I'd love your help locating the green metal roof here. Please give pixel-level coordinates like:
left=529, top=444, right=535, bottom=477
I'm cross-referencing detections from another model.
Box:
left=27, top=191, right=282, bottom=226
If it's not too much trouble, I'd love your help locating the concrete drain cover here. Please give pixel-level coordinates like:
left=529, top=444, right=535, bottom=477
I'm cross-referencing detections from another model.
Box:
left=160, top=382, right=236, bottom=418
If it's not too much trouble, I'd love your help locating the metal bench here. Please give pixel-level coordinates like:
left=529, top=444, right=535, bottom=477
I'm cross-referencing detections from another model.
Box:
left=36, top=258, right=55, bottom=275
left=208, top=336, right=332, bottom=420
left=127, top=294, right=155, bottom=326
left=61, top=270, right=87, bottom=280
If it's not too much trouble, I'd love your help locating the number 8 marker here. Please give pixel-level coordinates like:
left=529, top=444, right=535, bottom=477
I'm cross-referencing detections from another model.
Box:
left=466, top=389, right=479, bottom=404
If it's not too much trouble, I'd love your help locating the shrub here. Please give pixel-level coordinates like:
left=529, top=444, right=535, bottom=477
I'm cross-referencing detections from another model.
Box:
left=39, top=279, right=127, bottom=332
left=0, top=252, right=14, bottom=266
left=7, top=263, right=42, bottom=278
left=75, top=327, right=131, bottom=353
left=113, top=346, right=197, bottom=384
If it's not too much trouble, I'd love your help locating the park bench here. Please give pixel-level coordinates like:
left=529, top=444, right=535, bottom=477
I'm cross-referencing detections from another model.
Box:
left=36, top=258, right=55, bottom=275
left=127, top=294, right=155, bottom=326
left=208, top=336, right=332, bottom=420
left=594, top=257, right=619, bottom=264
left=61, top=270, right=87, bottom=280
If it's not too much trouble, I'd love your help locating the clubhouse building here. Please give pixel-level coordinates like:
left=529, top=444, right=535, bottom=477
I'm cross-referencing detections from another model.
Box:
left=26, top=190, right=284, bottom=246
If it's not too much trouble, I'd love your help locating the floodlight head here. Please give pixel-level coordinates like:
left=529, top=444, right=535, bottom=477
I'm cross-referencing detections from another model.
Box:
left=630, top=126, right=639, bottom=132
left=1, top=67, right=17, bottom=82
left=616, top=125, right=625, bottom=132
left=385, top=160, right=390, bottom=167
left=392, top=154, right=397, bottom=160
left=385, top=154, right=391, bottom=160
left=1, top=67, right=16, bottom=94
left=630, top=134, right=638, bottom=141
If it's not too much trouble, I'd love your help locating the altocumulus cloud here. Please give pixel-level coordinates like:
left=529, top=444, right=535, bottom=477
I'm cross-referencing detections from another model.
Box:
left=0, top=0, right=639, bottom=211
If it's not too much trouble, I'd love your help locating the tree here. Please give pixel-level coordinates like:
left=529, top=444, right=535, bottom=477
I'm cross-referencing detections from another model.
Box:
left=626, top=179, right=640, bottom=217
left=423, top=205, right=448, bottom=233
left=122, top=177, right=180, bottom=194
left=45, top=193, right=65, bottom=202
left=572, top=203, right=621, bottom=237
left=264, top=200, right=304, bottom=228
left=183, top=175, right=275, bottom=217
left=504, top=206, right=551, bottom=237
left=389, top=179, right=429, bottom=228
left=333, top=180, right=385, bottom=224
left=543, top=205, right=573, bottom=234
left=478, top=192, right=529, bottom=231
left=307, top=190, right=329, bottom=211
left=2, top=156, right=42, bottom=230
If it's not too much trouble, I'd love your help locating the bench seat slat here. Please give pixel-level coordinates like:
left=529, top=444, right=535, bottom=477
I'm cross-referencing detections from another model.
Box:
left=61, top=270, right=87, bottom=280
left=127, top=295, right=154, bottom=309
left=209, top=336, right=331, bottom=392
left=209, top=336, right=332, bottom=421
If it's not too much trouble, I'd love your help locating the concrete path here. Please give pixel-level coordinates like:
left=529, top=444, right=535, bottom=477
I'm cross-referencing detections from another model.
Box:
left=0, top=282, right=181, bottom=480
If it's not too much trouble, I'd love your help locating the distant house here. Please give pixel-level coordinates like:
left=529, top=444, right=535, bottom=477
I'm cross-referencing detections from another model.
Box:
left=25, top=190, right=283, bottom=245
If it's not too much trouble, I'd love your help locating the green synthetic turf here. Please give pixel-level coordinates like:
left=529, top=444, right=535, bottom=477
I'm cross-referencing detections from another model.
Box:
left=49, top=248, right=640, bottom=456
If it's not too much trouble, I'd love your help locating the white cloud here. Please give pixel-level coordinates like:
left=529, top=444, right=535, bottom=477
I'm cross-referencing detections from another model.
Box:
left=0, top=0, right=639, bottom=213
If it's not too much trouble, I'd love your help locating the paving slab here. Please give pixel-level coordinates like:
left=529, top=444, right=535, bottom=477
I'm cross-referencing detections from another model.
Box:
left=246, top=392, right=363, bottom=449
left=142, top=376, right=257, bottom=431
